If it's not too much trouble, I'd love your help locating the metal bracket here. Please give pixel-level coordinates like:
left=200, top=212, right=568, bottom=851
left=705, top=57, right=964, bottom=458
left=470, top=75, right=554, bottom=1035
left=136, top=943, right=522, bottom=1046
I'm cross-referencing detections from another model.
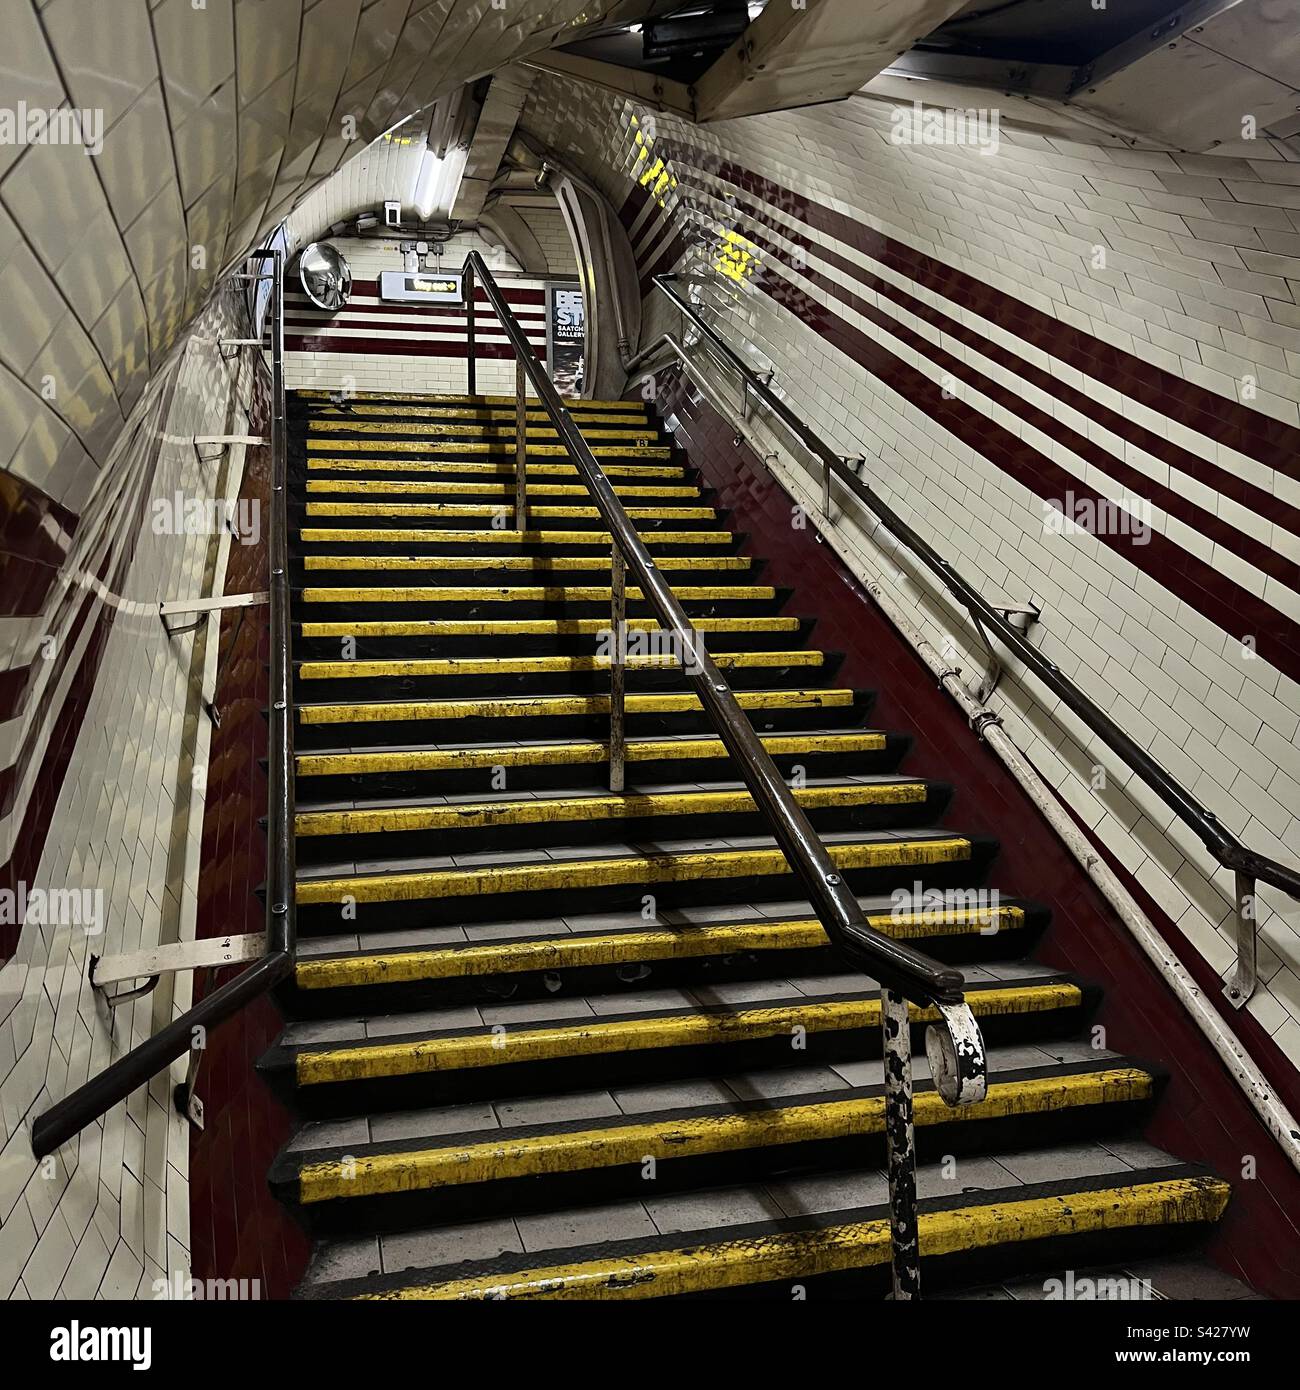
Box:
left=1223, top=872, right=1258, bottom=1009
left=970, top=602, right=1041, bottom=704
left=159, top=590, right=269, bottom=636
left=218, top=338, right=264, bottom=359
left=92, top=933, right=267, bottom=1011
left=191, top=433, right=268, bottom=467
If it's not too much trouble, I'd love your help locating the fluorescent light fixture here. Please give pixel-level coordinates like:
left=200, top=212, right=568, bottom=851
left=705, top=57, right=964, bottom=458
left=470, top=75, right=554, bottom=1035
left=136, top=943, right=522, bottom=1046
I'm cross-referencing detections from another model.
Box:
left=411, top=144, right=470, bottom=220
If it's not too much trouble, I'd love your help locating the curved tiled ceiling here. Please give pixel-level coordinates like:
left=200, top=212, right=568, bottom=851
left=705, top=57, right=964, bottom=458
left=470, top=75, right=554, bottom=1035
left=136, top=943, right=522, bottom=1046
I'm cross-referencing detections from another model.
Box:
left=0, top=0, right=664, bottom=509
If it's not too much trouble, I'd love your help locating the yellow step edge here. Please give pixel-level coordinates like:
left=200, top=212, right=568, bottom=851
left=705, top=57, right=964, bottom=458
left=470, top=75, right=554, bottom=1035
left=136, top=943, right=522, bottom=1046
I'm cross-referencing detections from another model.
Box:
left=297, top=617, right=799, bottom=639
left=304, top=480, right=699, bottom=499
left=296, top=650, right=822, bottom=679
left=297, top=688, right=856, bottom=725
left=299, top=585, right=775, bottom=604
left=294, top=782, right=926, bottom=838
left=300, top=555, right=750, bottom=573
left=306, top=440, right=673, bottom=458
left=295, top=728, right=880, bottom=775
left=297, top=1068, right=1151, bottom=1202
left=353, top=1176, right=1231, bottom=1300
left=294, top=905, right=1022, bottom=989
left=294, top=835, right=974, bottom=907
left=298, top=529, right=731, bottom=546
left=308, top=422, right=659, bottom=441
left=295, top=391, right=639, bottom=407
left=304, top=503, right=715, bottom=520
left=292, top=978, right=1068, bottom=1082
left=306, top=460, right=684, bottom=478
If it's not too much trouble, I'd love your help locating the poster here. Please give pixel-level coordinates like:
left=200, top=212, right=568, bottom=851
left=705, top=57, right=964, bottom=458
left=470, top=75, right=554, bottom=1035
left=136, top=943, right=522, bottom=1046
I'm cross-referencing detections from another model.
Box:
left=547, top=283, right=585, bottom=395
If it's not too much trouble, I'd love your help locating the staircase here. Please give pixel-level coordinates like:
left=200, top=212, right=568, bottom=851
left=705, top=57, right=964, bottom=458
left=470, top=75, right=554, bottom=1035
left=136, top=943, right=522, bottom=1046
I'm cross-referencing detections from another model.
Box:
left=261, top=386, right=1235, bottom=1300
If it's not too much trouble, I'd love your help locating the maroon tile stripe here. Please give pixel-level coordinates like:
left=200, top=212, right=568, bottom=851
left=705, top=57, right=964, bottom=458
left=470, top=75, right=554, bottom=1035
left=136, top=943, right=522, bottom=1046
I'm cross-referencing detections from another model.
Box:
left=752, top=261, right=1300, bottom=680
left=658, top=138, right=1300, bottom=478
left=691, top=181, right=1300, bottom=547
left=718, top=209, right=1300, bottom=595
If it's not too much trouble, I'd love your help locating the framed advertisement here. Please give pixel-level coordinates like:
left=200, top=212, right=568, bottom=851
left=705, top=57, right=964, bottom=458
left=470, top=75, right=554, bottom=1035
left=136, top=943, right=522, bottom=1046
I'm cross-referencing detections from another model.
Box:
left=546, top=283, right=585, bottom=396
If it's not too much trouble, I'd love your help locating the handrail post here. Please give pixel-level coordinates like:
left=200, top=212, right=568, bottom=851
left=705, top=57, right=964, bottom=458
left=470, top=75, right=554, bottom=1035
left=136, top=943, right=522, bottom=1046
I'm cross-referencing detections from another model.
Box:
left=466, top=265, right=477, bottom=397
left=1224, top=871, right=1258, bottom=1008
left=515, top=355, right=528, bottom=531
left=609, top=545, right=627, bottom=793
left=881, top=990, right=921, bottom=1298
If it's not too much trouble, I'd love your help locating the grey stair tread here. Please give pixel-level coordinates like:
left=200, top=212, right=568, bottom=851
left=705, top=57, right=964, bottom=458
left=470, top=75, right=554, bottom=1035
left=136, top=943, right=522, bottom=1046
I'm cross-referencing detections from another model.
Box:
left=279, top=1038, right=1129, bottom=1150
left=293, top=825, right=975, bottom=880
left=275, top=962, right=1073, bottom=1045
left=298, top=1140, right=1188, bottom=1287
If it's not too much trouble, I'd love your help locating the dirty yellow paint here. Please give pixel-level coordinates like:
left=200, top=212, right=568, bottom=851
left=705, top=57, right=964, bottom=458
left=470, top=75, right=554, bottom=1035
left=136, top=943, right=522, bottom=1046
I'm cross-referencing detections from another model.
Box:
left=294, top=904, right=1022, bottom=990
left=308, top=420, right=659, bottom=443
left=299, top=584, right=774, bottom=604
left=294, top=781, right=925, bottom=838
left=296, top=650, right=821, bottom=680
left=304, top=502, right=715, bottom=521
left=298, top=529, right=731, bottom=547
left=294, top=835, right=974, bottom=908
left=301, top=444, right=675, bottom=461
left=293, top=979, right=1073, bottom=1083
left=306, top=460, right=683, bottom=479
left=297, top=617, right=798, bottom=640
left=310, top=407, right=651, bottom=427
left=300, top=554, right=750, bottom=573
left=353, top=1176, right=1231, bottom=1299
left=297, top=1068, right=1150, bottom=1202
left=296, top=688, right=856, bottom=725
left=304, top=479, right=699, bottom=500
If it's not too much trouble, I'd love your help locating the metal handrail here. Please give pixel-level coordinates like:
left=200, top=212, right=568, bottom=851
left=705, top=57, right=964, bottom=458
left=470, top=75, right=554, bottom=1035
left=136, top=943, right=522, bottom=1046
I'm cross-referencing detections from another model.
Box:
left=651, top=272, right=1300, bottom=1006
left=31, top=248, right=296, bottom=1158
left=463, top=251, right=990, bottom=1299
left=463, top=252, right=974, bottom=1007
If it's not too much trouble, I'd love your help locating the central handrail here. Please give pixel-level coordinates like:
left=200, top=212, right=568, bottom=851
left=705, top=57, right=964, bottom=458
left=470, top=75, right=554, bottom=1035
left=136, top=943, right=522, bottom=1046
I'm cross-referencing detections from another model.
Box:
left=464, top=250, right=997, bottom=1299
left=461, top=252, right=969, bottom=1010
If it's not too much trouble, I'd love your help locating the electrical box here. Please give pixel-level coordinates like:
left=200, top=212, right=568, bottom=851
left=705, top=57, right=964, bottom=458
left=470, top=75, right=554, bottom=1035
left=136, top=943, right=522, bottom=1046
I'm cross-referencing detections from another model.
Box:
left=383, top=200, right=402, bottom=227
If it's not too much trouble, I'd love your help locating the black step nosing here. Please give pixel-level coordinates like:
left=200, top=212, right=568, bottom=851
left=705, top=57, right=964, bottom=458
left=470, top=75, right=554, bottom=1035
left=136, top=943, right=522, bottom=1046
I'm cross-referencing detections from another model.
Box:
left=270, top=977, right=1081, bottom=1060
left=294, top=1161, right=1221, bottom=1300
left=272, top=1056, right=1162, bottom=1180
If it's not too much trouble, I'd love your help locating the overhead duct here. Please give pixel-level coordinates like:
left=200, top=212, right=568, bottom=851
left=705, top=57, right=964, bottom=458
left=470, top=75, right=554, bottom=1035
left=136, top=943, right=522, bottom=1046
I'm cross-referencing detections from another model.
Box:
left=451, top=67, right=538, bottom=224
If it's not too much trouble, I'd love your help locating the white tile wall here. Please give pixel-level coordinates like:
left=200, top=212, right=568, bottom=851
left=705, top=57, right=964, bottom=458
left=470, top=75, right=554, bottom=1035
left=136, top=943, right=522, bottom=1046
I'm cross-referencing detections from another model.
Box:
left=520, top=75, right=1300, bottom=1068
left=0, top=287, right=260, bottom=1300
